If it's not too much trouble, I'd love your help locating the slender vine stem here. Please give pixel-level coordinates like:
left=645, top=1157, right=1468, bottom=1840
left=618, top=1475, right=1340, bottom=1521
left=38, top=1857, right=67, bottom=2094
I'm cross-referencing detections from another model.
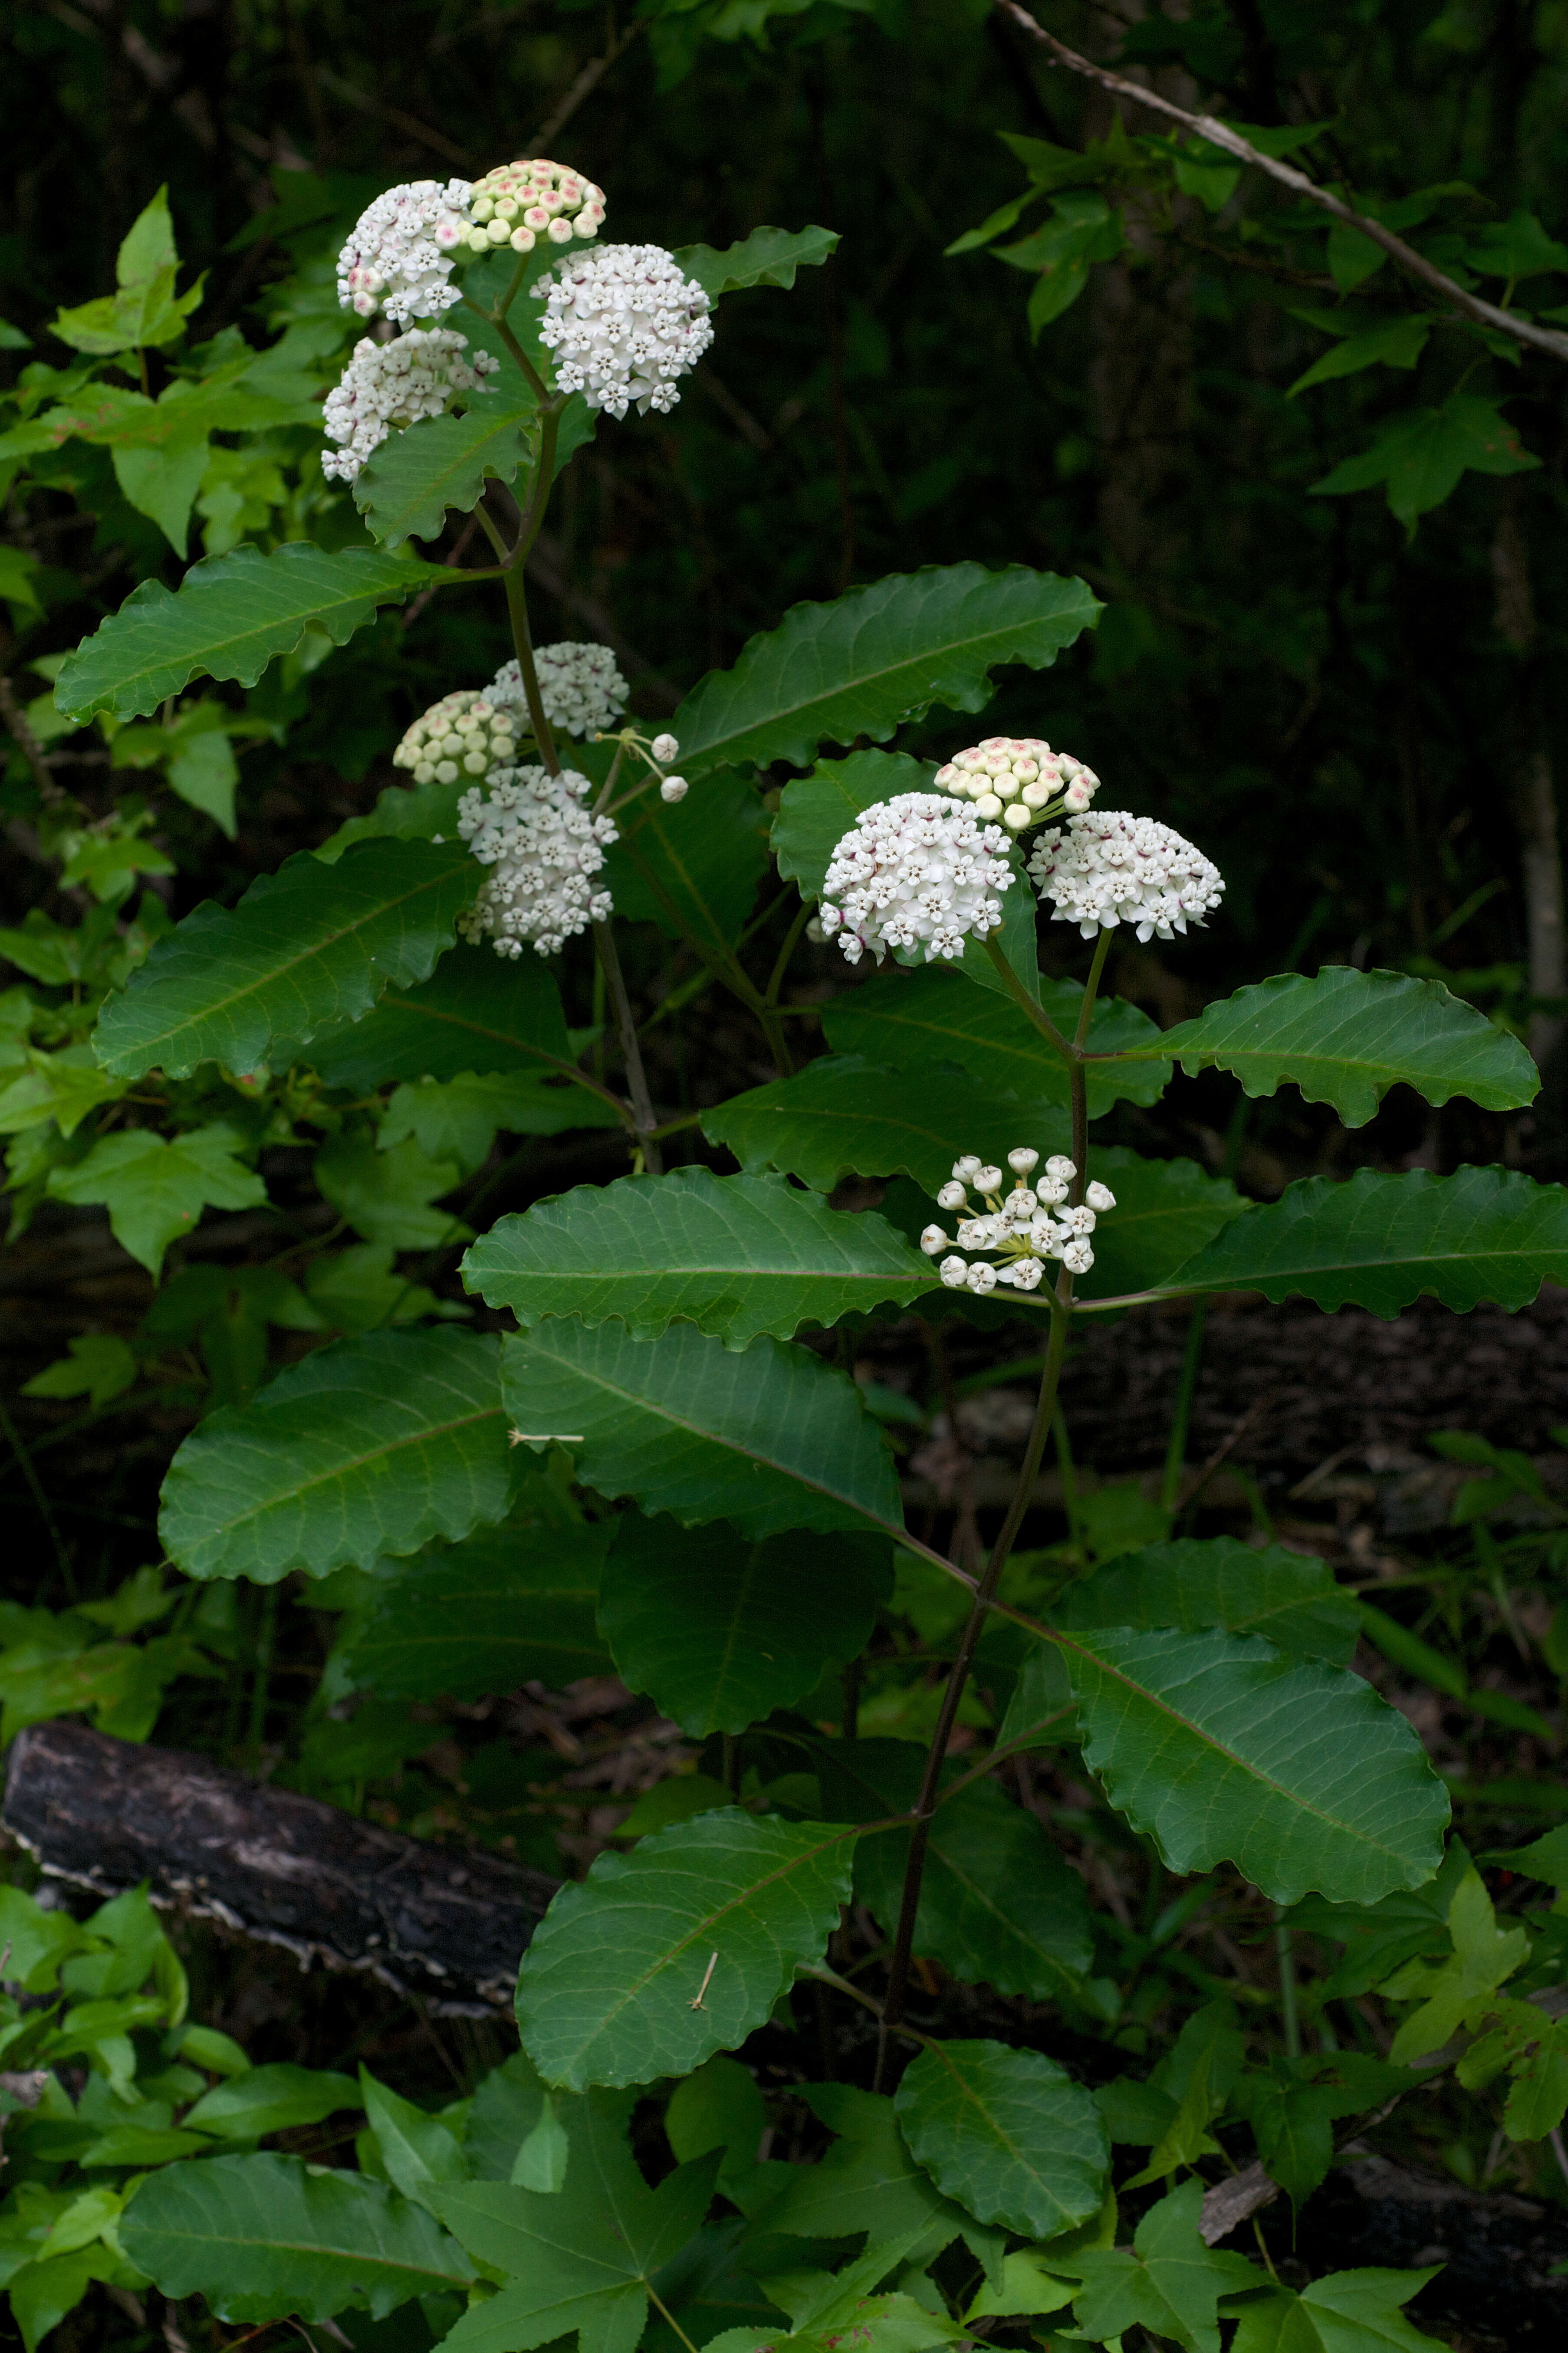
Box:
left=874, top=935, right=1109, bottom=2081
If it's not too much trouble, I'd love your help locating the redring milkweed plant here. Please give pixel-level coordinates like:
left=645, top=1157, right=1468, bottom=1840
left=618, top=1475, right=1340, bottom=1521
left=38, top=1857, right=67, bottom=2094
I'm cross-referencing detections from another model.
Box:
left=6, top=140, right=1568, bottom=2353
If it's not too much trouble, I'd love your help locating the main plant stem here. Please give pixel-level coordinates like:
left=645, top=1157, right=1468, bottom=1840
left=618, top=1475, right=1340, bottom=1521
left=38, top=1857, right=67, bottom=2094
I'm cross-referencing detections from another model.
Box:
left=875, top=930, right=1110, bottom=2081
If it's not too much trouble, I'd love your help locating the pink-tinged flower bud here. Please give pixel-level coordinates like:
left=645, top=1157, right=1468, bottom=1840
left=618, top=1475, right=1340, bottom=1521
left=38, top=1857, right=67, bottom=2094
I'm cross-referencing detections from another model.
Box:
left=1063, top=780, right=1094, bottom=813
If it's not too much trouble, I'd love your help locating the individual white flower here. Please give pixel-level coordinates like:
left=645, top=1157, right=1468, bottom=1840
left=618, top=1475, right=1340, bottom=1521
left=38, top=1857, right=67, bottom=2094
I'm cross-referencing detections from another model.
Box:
left=488, top=643, right=630, bottom=740
left=533, top=243, right=713, bottom=418
left=336, top=180, right=475, bottom=323
left=660, top=776, right=689, bottom=805
left=455, top=764, right=618, bottom=957
left=818, top=792, right=1015, bottom=968
left=934, top=736, right=1101, bottom=832
left=393, top=690, right=520, bottom=784
left=651, top=732, right=680, bottom=765
left=322, top=329, right=498, bottom=480
left=463, top=158, right=605, bottom=255
left=1029, top=811, right=1225, bottom=944
left=920, top=1142, right=1112, bottom=1290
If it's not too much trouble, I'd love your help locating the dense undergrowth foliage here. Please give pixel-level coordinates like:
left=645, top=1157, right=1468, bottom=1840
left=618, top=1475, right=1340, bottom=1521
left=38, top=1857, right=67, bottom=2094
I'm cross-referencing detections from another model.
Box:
left=2, top=5, right=1568, bottom=2353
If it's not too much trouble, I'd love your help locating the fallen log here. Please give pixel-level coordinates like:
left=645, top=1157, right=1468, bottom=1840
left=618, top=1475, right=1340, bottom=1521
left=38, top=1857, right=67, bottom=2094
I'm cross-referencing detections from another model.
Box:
left=1, top=1719, right=559, bottom=2015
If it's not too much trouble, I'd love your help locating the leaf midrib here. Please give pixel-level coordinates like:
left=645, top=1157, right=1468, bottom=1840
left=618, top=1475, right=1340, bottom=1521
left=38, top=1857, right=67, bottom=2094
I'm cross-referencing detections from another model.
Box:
left=181, top=1399, right=505, bottom=1550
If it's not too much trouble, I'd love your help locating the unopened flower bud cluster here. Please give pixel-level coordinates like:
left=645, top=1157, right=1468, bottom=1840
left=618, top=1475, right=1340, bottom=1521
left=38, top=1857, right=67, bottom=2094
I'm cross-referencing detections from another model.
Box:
left=919, top=1150, right=1117, bottom=1292
left=935, top=738, right=1101, bottom=833
left=338, top=164, right=605, bottom=326
left=393, top=691, right=520, bottom=785
left=1028, top=811, right=1225, bottom=943
left=456, top=766, right=618, bottom=957
left=322, top=329, right=497, bottom=480
left=490, top=644, right=629, bottom=740
left=463, top=159, right=605, bottom=256
left=649, top=731, right=687, bottom=802
left=820, top=793, right=1015, bottom=967
left=533, top=245, right=713, bottom=417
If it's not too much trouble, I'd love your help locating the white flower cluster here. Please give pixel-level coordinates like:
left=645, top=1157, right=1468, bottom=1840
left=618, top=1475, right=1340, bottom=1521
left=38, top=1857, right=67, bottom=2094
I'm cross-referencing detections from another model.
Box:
left=393, top=691, right=521, bottom=785
left=322, top=329, right=497, bottom=481
left=935, top=737, right=1101, bottom=833
left=919, top=1150, right=1117, bottom=1293
left=489, top=643, right=629, bottom=739
left=533, top=244, right=713, bottom=418
left=456, top=766, right=618, bottom=957
left=819, top=793, right=1015, bottom=967
left=1028, top=811, right=1225, bottom=943
left=463, top=158, right=605, bottom=254
left=337, top=180, right=475, bottom=323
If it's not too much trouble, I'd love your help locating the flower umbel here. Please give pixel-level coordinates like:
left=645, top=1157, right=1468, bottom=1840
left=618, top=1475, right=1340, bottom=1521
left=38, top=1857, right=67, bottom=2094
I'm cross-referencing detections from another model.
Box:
left=819, top=792, right=1016, bottom=967
left=322, top=330, right=497, bottom=481
left=1029, top=810, right=1225, bottom=943
left=489, top=643, right=629, bottom=739
left=336, top=180, right=475, bottom=323
left=464, top=158, right=606, bottom=253
left=533, top=244, right=714, bottom=417
left=935, top=737, right=1101, bottom=833
left=456, top=765, right=618, bottom=957
left=393, top=691, right=520, bottom=785
left=922, top=1151, right=1115, bottom=1293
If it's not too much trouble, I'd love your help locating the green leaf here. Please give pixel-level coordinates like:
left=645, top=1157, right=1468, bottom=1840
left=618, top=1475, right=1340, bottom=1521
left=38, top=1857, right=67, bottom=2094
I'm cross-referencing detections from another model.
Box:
left=343, top=1522, right=613, bottom=1700
left=359, top=2068, right=467, bottom=2204
left=500, top=1319, right=904, bottom=1541
left=706, top=2235, right=966, bottom=2353
left=181, top=2061, right=359, bottom=2141
left=56, top=542, right=452, bottom=723
left=464, top=1168, right=937, bottom=1348
left=46, top=1122, right=265, bottom=1278
left=1060, top=2180, right=1260, bottom=2353
left=669, top=563, right=1101, bottom=779
left=1466, top=207, right=1568, bottom=279
left=818, top=1740, right=1093, bottom=2000
left=1288, top=314, right=1433, bottom=397
left=1160, top=1166, right=1568, bottom=1315
left=119, top=2153, right=476, bottom=2323
left=315, top=1132, right=468, bottom=1249
left=673, top=225, right=841, bottom=297
left=1229, top=2266, right=1446, bottom=2353
left=1070, top=1147, right=1249, bottom=1305
left=1311, top=394, right=1538, bottom=527
left=93, top=840, right=480, bottom=1081
left=702, top=1055, right=1069, bottom=1196
left=433, top=2105, right=721, bottom=2353
left=1058, top=1537, right=1361, bottom=1665
left=159, top=1328, right=510, bottom=1581
left=893, top=2040, right=1108, bottom=2240
left=302, top=943, right=573, bottom=1084
left=381, top=1068, right=620, bottom=1174
left=166, top=724, right=239, bottom=835
left=114, top=423, right=210, bottom=555
left=761, top=2084, right=979, bottom=2258
left=514, top=1811, right=855, bottom=2090
left=1062, top=1624, right=1450, bottom=1904
left=22, top=1333, right=138, bottom=1410
left=316, top=775, right=469, bottom=862
left=820, top=960, right=1170, bottom=1116
left=1148, top=969, right=1538, bottom=1126
left=1382, top=1867, right=1529, bottom=2064
left=118, top=186, right=178, bottom=286
left=598, top=1517, right=891, bottom=1735
left=604, top=767, right=772, bottom=965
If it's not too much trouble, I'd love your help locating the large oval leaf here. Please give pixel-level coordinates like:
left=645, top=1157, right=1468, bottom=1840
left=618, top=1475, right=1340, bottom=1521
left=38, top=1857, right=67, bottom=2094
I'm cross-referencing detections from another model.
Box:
left=56, top=542, right=449, bottom=722
left=120, top=2153, right=476, bottom=2323
left=94, top=839, right=479, bottom=1081
left=343, top=1521, right=613, bottom=1700
left=1062, top=1623, right=1450, bottom=1904
left=598, top=1516, right=892, bottom=1734
left=670, top=563, right=1101, bottom=778
left=822, top=960, right=1169, bottom=1115
left=1159, top=1164, right=1568, bottom=1315
left=1149, top=967, right=1539, bottom=1126
left=301, top=943, right=572, bottom=1085
left=464, top=1168, right=937, bottom=1347
left=1060, top=1537, right=1360, bottom=1666
left=702, top=1055, right=1070, bottom=1195
left=894, top=2041, right=1108, bottom=2239
left=160, top=1328, right=510, bottom=1581
left=603, top=769, right=772, bottom=960
left=515, top=1811, right=856, bottom=2089
left=500, top=1319, right=903, bottom=1540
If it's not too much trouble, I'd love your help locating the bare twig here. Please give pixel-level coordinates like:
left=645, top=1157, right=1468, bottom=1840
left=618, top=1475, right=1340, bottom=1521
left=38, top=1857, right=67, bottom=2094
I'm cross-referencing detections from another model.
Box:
left=525, top=19, right=647, bottom=155
left=994, top=0, right=1568, bottom=364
